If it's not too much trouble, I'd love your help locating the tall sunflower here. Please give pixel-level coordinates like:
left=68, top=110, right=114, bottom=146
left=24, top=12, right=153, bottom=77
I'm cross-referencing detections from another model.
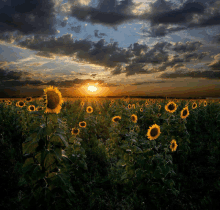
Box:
left=180, top=106, right=190, bottom=119
left=170, top=139, right=178, bottom=152
left=131, top=114, right=138, bottom=123
left=204, top=101, right=207, bottom=107
left=128, top=104, right=132, bottom=109
left=86, top=106, right=93, bottom=113
left=146, top=124, right=161, bottom=140
left=26, top=97, right=32, bottom=102
left=17, top=101, right=25, bottom=108
left=112, top=116, right=121, bottom=123
left=43, top=86, right=63, bottom=114
left=165, top=101, right=178, bottom=113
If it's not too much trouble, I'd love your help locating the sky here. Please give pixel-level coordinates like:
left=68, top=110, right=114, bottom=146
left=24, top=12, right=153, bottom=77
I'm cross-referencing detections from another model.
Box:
left=0, top=0, right=220, bottom=98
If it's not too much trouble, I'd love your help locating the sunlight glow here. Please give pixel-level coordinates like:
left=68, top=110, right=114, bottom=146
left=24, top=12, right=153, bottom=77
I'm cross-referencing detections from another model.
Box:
left=87, top=85, right=98, bottom=92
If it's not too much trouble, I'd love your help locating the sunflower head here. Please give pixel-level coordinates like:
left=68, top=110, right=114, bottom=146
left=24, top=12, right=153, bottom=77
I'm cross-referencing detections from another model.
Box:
left=26, top=97, right=32, bottom=102
left=204, top=101, right=207, bottom=106
left=17, top=111, right=21, bottom=114
left=192, top=102, right=197, bottom=109
left=170, top=139, right=178, bottom=152
left=79, top=121, right=86, bottom=128
left=86, top=106, right=93, bottom=113
left=140, top=108, right=143, bottom=112
left=36, top=106, right=43, bottom=111
left=18, top=101, right=25, bottom=107
left=81, top=102, right=84, bottom=106
left=158, top=105, right=161, bottom=109
left=71, top=128, right=80, bottom=135
left=112, top=116, right=121, bottom=123
left=43, top=86, right=63, bottom=114
left=146, top=124, right=161, bottom=140
left=181, top=106, right=190, bottom=119
left=165, top=101, right=177, bottom=113
left=28, top=105, right=35, bottom=112
left=132, top=104, right=135, bottom=109
left=131, top=114, right=138, bottom=123
left=128, top=104, right=132, bottom=109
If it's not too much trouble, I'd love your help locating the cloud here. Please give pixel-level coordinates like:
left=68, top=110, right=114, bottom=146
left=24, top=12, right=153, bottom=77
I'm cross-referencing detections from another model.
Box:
left=94, top=30, right=107, bottom=38
left=159, top=69, right=220, bottom=80
left=207, top=53, right=220, bottom=70
left=68, top=25, right=82, bottom=33
left=69, top=0, right=139, bottom=28
left=0, top=0, right=58, bottom=35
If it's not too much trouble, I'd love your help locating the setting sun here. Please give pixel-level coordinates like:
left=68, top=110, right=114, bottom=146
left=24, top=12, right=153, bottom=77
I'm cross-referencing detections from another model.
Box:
left=87, top=85, right=98, bottom=92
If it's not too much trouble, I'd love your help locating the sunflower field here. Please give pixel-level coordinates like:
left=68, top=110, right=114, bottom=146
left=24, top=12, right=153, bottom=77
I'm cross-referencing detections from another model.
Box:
left=0, top=86, right=220, bottom=210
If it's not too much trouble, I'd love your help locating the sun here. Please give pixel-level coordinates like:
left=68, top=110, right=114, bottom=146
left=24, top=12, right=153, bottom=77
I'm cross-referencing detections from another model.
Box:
left=87, top=85, right=98, bottom=92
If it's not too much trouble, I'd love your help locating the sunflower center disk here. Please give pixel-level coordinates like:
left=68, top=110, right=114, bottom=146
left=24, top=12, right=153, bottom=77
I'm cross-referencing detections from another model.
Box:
left=183, top=110, right=187, bottom=116
left=47, top=91, right=60, bottom=109
left=150, top=128, right=158, bottom=137
left=168, top=104, right=175, bottom=110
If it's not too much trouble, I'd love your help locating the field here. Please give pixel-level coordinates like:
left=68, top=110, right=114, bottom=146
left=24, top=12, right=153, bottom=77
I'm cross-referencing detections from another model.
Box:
left=0, top=95, right=220, bottom=210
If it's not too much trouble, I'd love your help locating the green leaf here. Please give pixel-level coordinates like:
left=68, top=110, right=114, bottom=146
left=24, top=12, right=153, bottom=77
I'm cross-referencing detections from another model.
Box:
left=132, top=145, right=143, bottom=153
left=117, top=159, right=127, bottom=167
left=54, top=133, right=69, bottom=147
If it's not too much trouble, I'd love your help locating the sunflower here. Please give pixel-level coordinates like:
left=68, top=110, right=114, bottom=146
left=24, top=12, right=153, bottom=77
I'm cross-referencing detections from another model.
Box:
left=36, top=106, right=43, bottom=111
left=28, top=105, right=35, bottom=112
left=7, top=100, right=12, bottom=105
left=131, top=114, right=138, bottom=123
left=99, top=111, right=102, bottom=114
left=146, top=124, right=161, bottom=140
left=158, top=105, right=161, bottom=109
left=81, top=102, right=84, bottom=106
left=26, top=97, right=32, bottom=102
left=157, top=113, right=161, bottom=117
left=204, top=101, right=207, bottom=107
left=112, top=116, right=121, bottom=123
left=43, top=86, right=63, bottom=114
left=170, top=139, right=178, bottom=152
left=180, top=106, right=190, bottom=119
left=79, top=121, right=86, bottom=128
left=86, top=106, right=93, bottom=113
left=71, top=128, right=80, bottom=135
left=17, top=101, right=25, bottom=107
left=192, top=102, right=197, bottom=109
left=128, top=104, right=132, bottom=109
left=165, top=101, right=178, bottom=113
left=132, top=104, right=135, bottom=109
left=140, top=108, right=143, bottom=112
left=17, top=111, right=21, bottom=114
left=134, top=125, right=140, bottom=133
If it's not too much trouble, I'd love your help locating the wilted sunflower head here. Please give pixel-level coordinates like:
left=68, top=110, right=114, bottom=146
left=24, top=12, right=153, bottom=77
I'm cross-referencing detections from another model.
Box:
left=28, top=105, right=35, bottom=112
left=71, top=128, right=80, bottom=135
left=180, top=106, right=189, bottom=119
left=131, top=114, right=138, bottom=123
left=146, top=124, right=161, bottom=141
left=43, top=86, right=63, bottom=114
left=165, top=101, right=177, bottom=113
left=79, top=121, right=86, bottom=128
left=112, top=116, right=121, bottom=123
left=86, top=106, right=93, bottom=113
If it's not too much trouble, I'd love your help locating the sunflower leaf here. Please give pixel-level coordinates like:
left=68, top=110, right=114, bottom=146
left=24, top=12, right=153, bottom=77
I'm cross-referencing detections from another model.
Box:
left=53, top=133, right=69, bottom=147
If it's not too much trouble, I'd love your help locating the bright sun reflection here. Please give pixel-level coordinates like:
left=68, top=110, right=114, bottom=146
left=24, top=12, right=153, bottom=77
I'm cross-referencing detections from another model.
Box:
left=87, top=85, right=98, bottom=92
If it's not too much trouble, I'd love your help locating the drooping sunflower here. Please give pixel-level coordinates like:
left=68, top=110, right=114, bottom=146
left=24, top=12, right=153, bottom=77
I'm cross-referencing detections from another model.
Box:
left=26, top=97, right=32, bottom=102
left=128, top=104, right=132, bottom=109
left=140, top=108, right=143, bottom=112
left=86, top=106, right=93, bottom=113
left=180, top=106, right=190, bottom=119
left=79, top=121, right=86, bottom=128
left=131, top=114, right=138, bottom=123
left=192, top=102, right=197, bottom=109
left=170, top=139, right=178, bottom=152
left=28, top=105, right=35, bottom=112
left=43, top=86, right=63, bottom=114
left=146, top=124, right=161, bottom=140
left=71, top=128, right=80, bottom=135
left=36, top=106, right=43, bottom=111
left=165, top=101, right=178, bottom=113
left=112, top=116, right=121, bottom=123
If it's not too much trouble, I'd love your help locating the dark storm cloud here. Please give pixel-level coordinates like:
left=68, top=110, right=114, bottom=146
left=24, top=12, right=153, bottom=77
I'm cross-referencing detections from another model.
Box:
left=159, top=69, right=220, bottom=80
left=0, top=0, right=57, bottom=35
left=131, top=80, right=167, bottom=86
left=211, top=33, right=220, bottom=44
left=69, top=0, right=138, bottom=27
left=171, top=41, right=203, bottom=53
left=124, top=63, right=147, bottom=76
left=149, top=1, right=206, bottom=26
left=111, top=65, right=123, bottom=75
left=183, top=52, right=209, bottom=62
